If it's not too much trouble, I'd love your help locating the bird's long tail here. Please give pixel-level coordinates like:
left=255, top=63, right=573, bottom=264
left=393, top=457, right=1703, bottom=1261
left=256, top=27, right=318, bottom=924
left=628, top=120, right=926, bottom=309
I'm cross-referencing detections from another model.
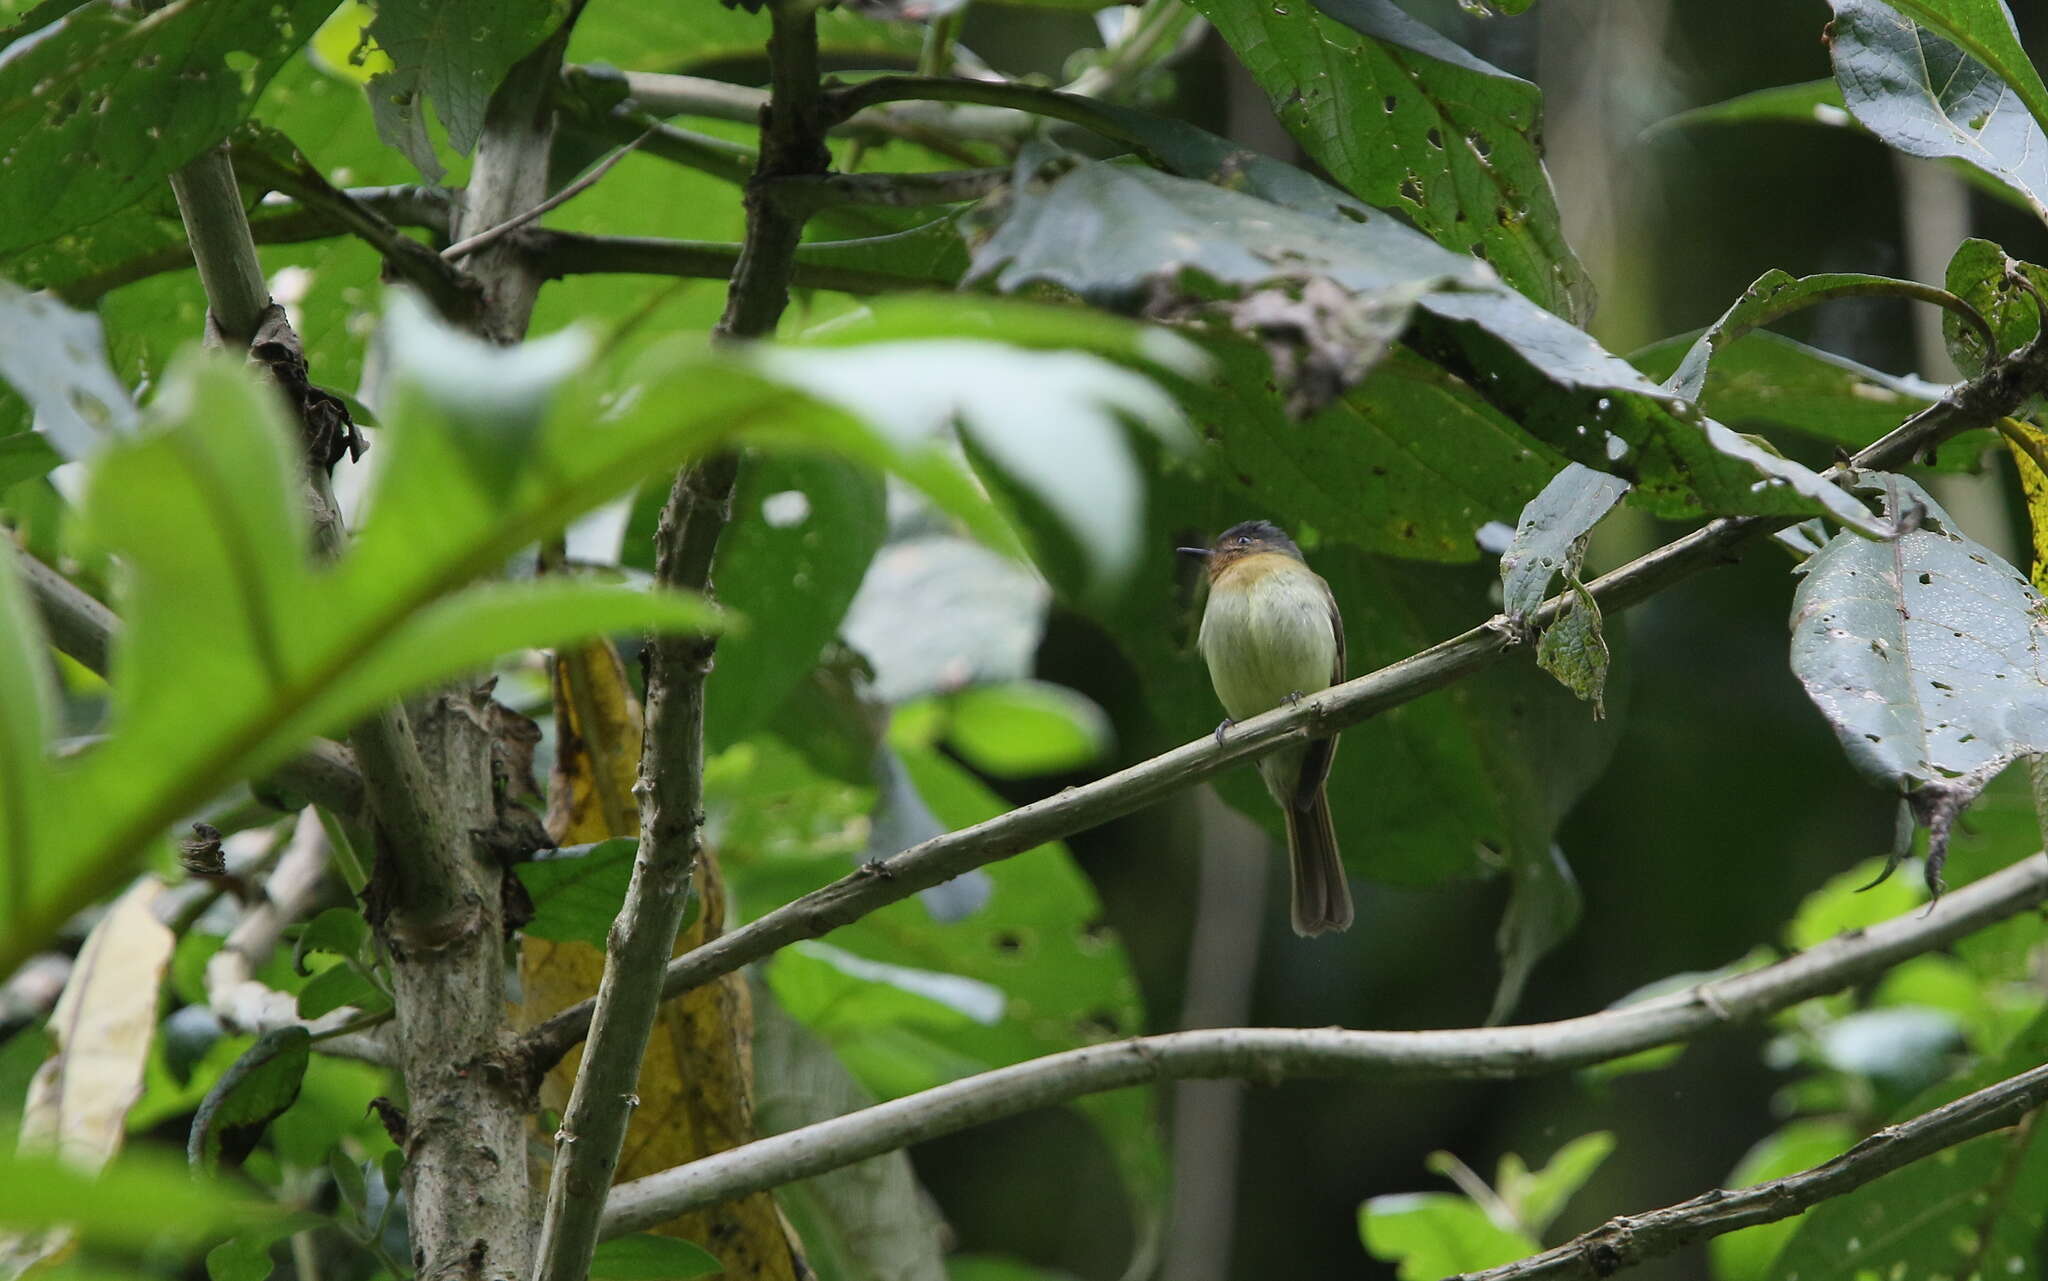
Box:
left=1284, top=790, right=1353, bottom=937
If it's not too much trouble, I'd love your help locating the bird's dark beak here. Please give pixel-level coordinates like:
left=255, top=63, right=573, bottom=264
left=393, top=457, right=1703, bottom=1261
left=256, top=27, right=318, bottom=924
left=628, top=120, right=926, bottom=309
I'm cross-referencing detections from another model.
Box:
left=1176, top=546, right=1212, bottom=559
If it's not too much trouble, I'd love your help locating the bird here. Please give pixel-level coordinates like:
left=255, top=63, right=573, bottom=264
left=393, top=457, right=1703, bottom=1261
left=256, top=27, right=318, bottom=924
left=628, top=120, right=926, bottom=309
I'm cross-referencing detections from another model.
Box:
left=1181, top=520, right=1353, bottom=936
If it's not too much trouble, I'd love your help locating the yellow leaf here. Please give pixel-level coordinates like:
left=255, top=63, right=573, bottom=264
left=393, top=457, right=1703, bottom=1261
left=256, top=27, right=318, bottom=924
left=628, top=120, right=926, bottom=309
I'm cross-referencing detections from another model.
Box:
left=2000, top=417, right=2048, bottom=593
left=520, top=638, right=801, bottom=1277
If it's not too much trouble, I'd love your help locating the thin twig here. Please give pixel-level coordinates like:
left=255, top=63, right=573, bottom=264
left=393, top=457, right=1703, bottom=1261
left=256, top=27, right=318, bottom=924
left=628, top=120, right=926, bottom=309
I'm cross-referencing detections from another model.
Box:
left=525, top=229, right=937, bottom=293
left=593, top=851, right=2048, bottom=1233
left=441, top=127, right=655, bottom=261
left=56, top=186, right=452, bottom=306
left=764, top=166, right=1009, bottom=213
left=1453, top=1061, right=2048, bottom=1281
left=514, top=328, right=2048, bottom=1078
left=229, top=143, right=481, bottom=322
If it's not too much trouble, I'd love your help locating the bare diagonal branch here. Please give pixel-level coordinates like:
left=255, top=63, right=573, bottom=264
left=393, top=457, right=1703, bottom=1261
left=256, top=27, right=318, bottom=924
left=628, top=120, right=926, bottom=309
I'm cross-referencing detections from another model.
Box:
left=1454, top=1061, right=2048, bottom=1281
left=593, top=851, right=2048, bottom=1234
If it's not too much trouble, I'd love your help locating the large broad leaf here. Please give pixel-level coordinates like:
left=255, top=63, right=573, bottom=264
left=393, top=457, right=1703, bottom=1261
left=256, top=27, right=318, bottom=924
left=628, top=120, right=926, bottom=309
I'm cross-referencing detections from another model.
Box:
left=1789, top=473, right=2048, bottom=882
left=1187, top=0, right=1590, bottom=317
left=1826, top=0, right=2048, bottom=223
left=1170, top=341, right=1565, bottom=564
left=764, top=296, right=1203, bottom=591
left=0, top=294, right=1197, bottom=973
left=0, top=0, right=333, bottom=255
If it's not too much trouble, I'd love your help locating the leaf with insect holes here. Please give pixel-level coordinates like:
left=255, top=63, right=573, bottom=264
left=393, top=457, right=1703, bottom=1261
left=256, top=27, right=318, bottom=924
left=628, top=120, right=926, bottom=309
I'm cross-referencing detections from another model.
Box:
left=1499, top=463, right=1630, bottom=624
left=0, top=0, right=335, bottom=255
left=1790, top=472, right=2048, bottom=890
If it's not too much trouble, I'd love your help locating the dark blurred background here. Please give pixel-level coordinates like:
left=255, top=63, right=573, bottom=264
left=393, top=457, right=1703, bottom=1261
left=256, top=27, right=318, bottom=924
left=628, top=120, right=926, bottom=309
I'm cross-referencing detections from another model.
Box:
left=903, top=2, right=2048, bottom=1277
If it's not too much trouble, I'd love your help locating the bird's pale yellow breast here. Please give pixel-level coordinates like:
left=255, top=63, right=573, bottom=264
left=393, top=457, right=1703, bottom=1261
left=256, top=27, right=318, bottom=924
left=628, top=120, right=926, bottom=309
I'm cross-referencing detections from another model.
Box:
left=1196, top=553, right=1339, bottom=725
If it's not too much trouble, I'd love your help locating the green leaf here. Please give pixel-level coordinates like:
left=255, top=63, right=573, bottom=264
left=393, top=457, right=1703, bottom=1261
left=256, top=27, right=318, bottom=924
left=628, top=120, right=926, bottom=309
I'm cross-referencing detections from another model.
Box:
left=1769, top=1010, right=2048, bottom=1279
left=366, top=0, right=563, bottom=164
left=770, top=941, right=1005, bottom=1033
left=0, top=1145, right=272, bottom=1249
left=1499, top=463, right=1630, bottom=623
left=0, top=339, right=719, bottom=972
left=0, top=0, right=333, bottom=254
left=567, top=2, right=921, bottom=75
left=1941, top=237, right=2048, bottom=379
left=699, top=453, right=887, bottom=752
left=294, top=963, right=387, bottom=1021
left=1359, top=1193, right=1537, bottom=1279
left=1176, top=342, right=1566, bottom=565
left=1629, top=329, right=1950, bottom=462
left=0, top=540, right=53, bottom=846
left=516, top=838, right=640, bottom=949
left=1411, top=287, right=1874, bottom=527
left=1880, top=0, right=2048, bottom=144
left=1826, top=0, right=2048, bottom=222
left=1788, top=856, right=1928, bottom=951
left=291, top=906, right=371, bottom=975
left=942, top=681, right=1113, bottom=779
left=732, top=740, right=1164, bottom=1237
left=205, top=1231, right=278, bottom=1281
left=587, top=1233, right=723, bottom=1280
left=1187, top=0, right=1591, bottom=317
left=327, top=1147, right=366, bottom=1217
left=1535, top=575, right=1609, bottom=716
left=186, top=1027, right=310, bottom=1175
left=1497, top=1131, right=1615, bottom=1235
left=755, top=324, right=1190, bottom=589
left=0, top=431, right=61, bottom=490
left=1789, top=472, right=2048, bottom=880
left=1648, top=78, right=1850, bottom=135
left=1663, top=269, right=1988, bottom=407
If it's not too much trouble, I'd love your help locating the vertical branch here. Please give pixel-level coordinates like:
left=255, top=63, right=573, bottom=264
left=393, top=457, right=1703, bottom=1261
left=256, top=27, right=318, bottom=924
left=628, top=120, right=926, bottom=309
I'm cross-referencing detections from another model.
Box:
left=166, top=133, right=537, bottom=1278
left=167, top=147, right=271, bottom=342
left=530, top=3, right=832, bottom=1279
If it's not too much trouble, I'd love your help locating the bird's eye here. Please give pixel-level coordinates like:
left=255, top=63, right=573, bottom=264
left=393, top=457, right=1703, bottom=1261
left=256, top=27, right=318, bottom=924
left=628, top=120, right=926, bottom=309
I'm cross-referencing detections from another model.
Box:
left=1236, top=535, right=1252, bottom=546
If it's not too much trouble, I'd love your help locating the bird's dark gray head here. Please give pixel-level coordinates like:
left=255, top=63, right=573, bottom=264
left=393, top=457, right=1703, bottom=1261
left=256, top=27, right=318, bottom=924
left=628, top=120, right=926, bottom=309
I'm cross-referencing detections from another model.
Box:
left=1177, top=520, right=1304, bottom=575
